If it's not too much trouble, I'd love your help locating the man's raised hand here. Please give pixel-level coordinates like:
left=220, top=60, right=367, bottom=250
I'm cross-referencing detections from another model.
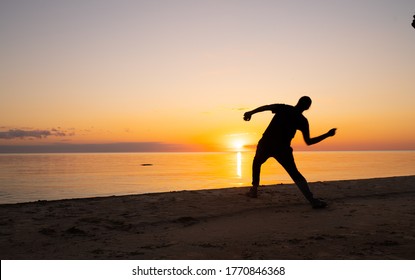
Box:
left=243, top=112, right=252, bottom=121
left=327, top=128, right=337, bottom=137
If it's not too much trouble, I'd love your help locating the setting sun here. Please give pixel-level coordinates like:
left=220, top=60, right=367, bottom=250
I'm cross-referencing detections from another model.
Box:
left=232, top=140, right=245, bottom=151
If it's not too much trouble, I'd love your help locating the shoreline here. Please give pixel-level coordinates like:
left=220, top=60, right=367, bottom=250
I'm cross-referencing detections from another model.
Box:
left=1, top=175, right=415, bottom=259
left=2, top=173, right=415, bottom=206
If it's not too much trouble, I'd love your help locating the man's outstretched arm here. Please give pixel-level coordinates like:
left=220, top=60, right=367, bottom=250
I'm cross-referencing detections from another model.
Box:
left=302, top=124, right=336, bottom=146
left=243, top=105, right=276, bottom=121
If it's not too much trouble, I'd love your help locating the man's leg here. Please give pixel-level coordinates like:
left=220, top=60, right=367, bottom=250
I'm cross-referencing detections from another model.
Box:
left=248, top=140, right=270, bottom=198
left=275, top=149, right=327, bottom=208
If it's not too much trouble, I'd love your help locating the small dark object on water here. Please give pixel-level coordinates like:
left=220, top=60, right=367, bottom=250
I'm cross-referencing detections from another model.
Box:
left=141, top=163, right=153, bottom=166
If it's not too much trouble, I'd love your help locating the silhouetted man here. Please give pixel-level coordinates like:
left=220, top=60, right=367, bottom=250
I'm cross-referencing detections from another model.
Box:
left=243, top=96, right=336, bottom=209
left=412, top=14, right=415, bottom=29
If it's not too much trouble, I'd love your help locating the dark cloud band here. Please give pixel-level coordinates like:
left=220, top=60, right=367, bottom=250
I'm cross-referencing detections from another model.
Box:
left=0, top=129, right=66, bottom=140
left=0, top=142, right=190, bottom=153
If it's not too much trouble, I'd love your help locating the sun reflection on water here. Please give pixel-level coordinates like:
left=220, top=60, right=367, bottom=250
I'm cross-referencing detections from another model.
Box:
left=236, top=152, right=242, bottom=178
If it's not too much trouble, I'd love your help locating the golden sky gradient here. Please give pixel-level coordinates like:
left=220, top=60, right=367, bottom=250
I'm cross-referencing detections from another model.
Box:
left=1, top=0, right=414, bottom=152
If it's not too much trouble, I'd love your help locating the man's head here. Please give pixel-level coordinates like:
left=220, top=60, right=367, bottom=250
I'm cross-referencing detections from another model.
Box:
left=412, top=14, right=415, bottom=29
left=296, top=96, right=312, bottom=111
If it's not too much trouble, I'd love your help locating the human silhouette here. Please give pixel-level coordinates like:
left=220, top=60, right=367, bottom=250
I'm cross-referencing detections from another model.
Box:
left=243, top=96, right=336, bottom=209
left=412, top=14, right=415, bottom=29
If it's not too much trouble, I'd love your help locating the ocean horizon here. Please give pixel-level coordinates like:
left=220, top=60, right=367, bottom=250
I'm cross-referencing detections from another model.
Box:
left=0, top=150, right=414, bottom=204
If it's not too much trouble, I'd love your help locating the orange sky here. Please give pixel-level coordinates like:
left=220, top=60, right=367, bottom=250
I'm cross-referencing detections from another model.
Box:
left=1, top=1, right=414, bottom=152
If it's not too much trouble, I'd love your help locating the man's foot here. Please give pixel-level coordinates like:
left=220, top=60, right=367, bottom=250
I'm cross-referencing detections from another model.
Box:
left=311, top=198, right=328, bottom=209
left=246, top=187, right=258, bottom=198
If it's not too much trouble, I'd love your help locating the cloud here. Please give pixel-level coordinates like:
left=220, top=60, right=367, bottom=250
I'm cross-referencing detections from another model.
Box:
left=0, top=129, right=69, bottom=140
left=51, top=128, right=67, bottom=137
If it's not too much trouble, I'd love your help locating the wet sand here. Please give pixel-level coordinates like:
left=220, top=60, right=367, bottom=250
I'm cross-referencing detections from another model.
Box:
left=1, top=175, right=415, bottom=259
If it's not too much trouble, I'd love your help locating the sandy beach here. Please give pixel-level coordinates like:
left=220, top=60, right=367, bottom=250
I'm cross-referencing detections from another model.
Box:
left=0, top=175, right=414, bottom=260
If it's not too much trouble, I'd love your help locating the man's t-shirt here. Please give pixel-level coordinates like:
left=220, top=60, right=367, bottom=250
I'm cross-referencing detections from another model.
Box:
left=262, top=104, right=308, bottom=147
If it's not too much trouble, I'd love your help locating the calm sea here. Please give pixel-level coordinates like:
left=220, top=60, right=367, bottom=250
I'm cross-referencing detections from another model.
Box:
left=0, top=151, right=414, bottom=204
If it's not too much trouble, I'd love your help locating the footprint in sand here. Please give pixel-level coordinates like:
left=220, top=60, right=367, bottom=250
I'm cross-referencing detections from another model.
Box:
left=64, top=226, right=87, bottom=236
left=174, top=216, right=200, bottom=227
